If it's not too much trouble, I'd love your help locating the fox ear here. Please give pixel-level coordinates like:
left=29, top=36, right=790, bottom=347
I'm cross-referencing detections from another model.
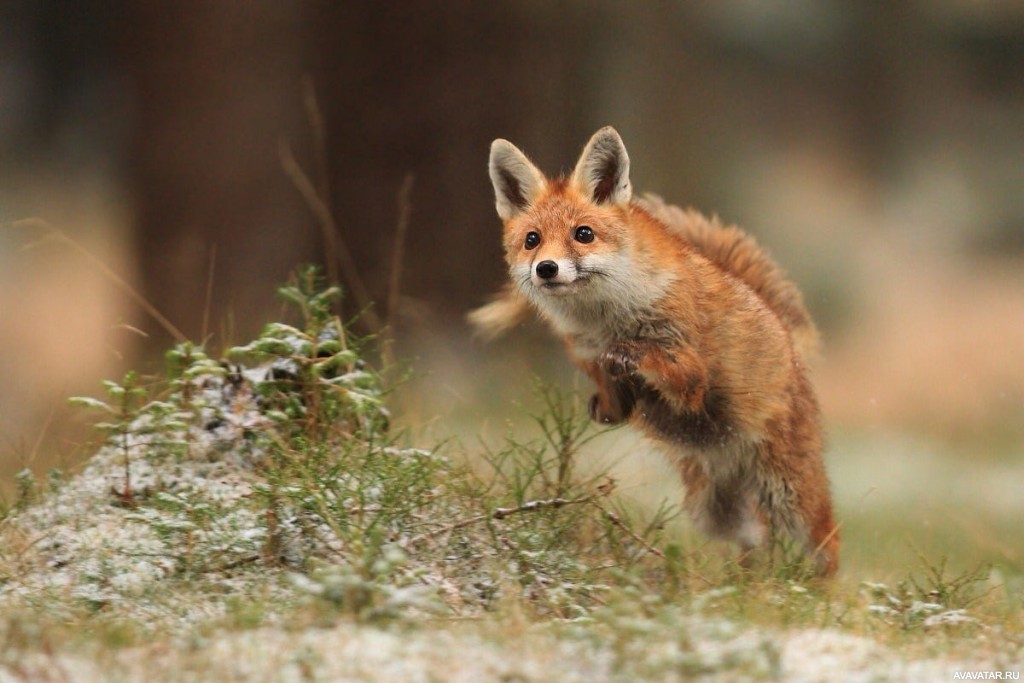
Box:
left=571, top=126, right=631, bottom=206
left=489, top=139, right=545, bottom=221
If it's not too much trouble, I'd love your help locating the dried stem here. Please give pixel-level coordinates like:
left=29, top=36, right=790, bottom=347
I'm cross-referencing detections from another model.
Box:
left=592, top=502, right=664, bottom=559
left=201, top=243, right=217, bottom=346
left=386, top=173, right=414, bottom=330
left=14, top=218, right=188, bottom=343
left=301, top=78, right=340, bottom=289
left=407, top=488, right=614, bottom=547
left=382, top=173, right=414, bottom=371
left=279, top=139, right=382, bottom=332
left=493, top=494, right=595, bottom=520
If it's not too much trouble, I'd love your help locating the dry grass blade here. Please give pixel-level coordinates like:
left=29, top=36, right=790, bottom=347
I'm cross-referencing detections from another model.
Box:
left=201, top=244, right=217, bottom=346
left=301, top=78, right=339, bottom=288
left=381, top=173, right=414, bottom=371
left=386, top=173, right=414, bottom=331
left=278, top=139, right=382, bottom=332
left=12, top=218, right=188, bottom=343
left=813, top=521, right=842, bottom=558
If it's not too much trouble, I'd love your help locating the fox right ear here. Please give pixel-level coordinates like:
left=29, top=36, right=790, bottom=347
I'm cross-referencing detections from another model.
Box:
left=571, top=126, right=632, bottom=206
left=489, top=139, right=545, bottom=221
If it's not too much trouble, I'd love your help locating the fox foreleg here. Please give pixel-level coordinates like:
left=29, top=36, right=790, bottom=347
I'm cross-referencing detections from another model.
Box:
left=600, top=340, right=708, bottom=413
left=581, top=361, right=637, bottom=425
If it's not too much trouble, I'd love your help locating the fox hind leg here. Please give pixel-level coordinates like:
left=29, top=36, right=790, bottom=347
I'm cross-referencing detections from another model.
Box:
left=758, top=468, right=840, bottom=578
left=803, top=501, right=840, bottom=577
left=679, top=460, right=768, bottom=567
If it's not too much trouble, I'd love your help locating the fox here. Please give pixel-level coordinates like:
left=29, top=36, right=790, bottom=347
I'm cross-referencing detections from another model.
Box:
left=471, top=126, right=839, bottom=576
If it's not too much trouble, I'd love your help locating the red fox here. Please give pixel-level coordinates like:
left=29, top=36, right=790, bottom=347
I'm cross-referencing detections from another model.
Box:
left=472, top=126, right=839, bottom=576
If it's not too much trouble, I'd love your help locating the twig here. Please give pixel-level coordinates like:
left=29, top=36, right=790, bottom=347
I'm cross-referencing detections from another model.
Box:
left=407, top=489, right=613, bottom=547
left=493, top=493, right=598, bottom=520
left=594, top=502, right=713, bottom=585
left=593, top=502, right=664, bottom=559
left=406, top=513, right=490, bottom=546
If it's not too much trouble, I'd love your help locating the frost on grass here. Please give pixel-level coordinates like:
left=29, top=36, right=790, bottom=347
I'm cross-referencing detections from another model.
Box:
left=861, top=572, right=990, bottom=633
left=0, top=267, right=654, bottom=633
left=0, top=268, right=450, bottom=631
left=1, top=353, right=344, bottom=628
left=2, top=268, right=1018, bottom=681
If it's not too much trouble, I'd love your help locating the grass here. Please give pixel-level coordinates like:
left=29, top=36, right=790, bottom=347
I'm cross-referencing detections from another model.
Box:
left=0, top=267, right=1021, bottom=681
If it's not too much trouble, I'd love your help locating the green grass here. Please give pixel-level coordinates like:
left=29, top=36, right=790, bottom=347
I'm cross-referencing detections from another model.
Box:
left=0, top=266, right=1021, bottom=681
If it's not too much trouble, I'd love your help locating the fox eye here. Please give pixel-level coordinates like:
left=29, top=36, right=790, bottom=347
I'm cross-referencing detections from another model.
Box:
left=524, top=231, right=540, bottom=250
left=574, top=225, right=595, bottom=244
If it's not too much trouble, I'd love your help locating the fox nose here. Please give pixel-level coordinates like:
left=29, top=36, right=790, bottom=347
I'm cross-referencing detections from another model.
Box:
left=536, top=260, right=558, bottom=279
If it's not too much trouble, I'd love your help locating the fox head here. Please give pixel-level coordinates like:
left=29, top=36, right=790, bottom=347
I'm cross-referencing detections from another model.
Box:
left=486, top=127, right=671, bottom=337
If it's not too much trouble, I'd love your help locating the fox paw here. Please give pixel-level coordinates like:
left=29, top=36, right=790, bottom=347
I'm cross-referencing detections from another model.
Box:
left=588, top=393, right=625, bottom=425
left=601, top=344, right=639, bottom=379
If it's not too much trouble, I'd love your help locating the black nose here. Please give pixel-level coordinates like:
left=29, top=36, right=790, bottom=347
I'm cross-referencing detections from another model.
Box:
left=536, top=260, right=558, bottom=279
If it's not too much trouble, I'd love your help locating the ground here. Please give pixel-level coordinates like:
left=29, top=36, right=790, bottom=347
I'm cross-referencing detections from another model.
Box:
left=1, top=277, right=1021, bottom=682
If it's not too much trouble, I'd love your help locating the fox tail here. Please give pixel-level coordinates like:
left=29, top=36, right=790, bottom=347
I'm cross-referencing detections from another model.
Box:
left=467, top=285, right=531, bottom=340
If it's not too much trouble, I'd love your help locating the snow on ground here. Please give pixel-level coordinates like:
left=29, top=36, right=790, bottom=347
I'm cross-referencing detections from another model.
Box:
left=1, top=618, right=1010, bottom=683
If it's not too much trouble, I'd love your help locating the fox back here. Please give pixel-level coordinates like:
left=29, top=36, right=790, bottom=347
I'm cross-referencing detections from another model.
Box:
left=473, top=168, right=818, bottom=365
left=635, top=194, right=819, bottom=362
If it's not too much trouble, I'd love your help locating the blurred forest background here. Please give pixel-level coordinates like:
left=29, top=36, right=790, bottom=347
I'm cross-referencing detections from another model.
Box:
left=1, top=2, right=1022, bottom=570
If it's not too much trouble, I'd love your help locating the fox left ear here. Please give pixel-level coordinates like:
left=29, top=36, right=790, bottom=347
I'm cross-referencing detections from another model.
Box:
left=571, top=126, right=632, bottom=206
left=489, top=139, right=546, bottom=221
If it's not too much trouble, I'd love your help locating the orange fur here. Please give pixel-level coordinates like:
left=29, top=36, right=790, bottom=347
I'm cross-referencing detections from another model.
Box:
left=477, top=128, right=839, bottom=576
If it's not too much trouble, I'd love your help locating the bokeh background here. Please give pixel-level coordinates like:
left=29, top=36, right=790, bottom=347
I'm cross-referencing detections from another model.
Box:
left=2, top=2, right=1022, bottom=576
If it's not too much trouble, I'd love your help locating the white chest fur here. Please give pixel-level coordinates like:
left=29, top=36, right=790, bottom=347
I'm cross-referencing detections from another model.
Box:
left=516, top=252, right=676, bottom=360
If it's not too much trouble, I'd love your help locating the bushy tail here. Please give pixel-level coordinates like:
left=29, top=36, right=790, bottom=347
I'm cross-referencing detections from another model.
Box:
left=638, top=193, right=820, bottom=361
left=467, top=284, right=531, bottom=340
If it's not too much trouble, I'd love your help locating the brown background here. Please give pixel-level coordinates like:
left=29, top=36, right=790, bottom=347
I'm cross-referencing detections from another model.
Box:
left=2, top=2, right=1023, bottom=496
